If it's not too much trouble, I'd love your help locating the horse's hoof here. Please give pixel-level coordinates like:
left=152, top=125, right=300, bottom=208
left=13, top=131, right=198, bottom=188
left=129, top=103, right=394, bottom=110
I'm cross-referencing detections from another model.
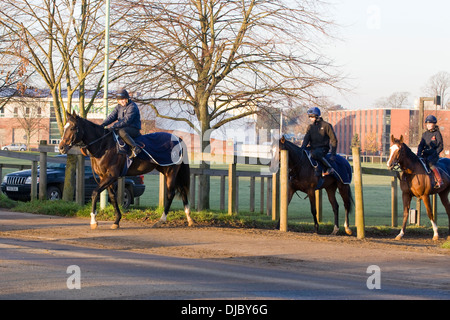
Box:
left=90, top=223, right=98, bottom=230
left=330, top=226, right=339, bottom=236
left=151, top=221, right=164, bottom=228
left=395, top=235, right=402, bottom=241
left=111, top=224, right=120, bottom=230
left=345, top=227, right=353, bottom=236
left=432, top=235, right=439, bottom=241
left=187, top=219, right=194, bottom=227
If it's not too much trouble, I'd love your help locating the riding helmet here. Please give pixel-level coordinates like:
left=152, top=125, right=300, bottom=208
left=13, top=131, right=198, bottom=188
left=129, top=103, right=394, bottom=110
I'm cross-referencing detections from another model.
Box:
left=307, top=107, right=321, bottom=118
left=425, top=115, right=437, bottom=123
left=116, top=89, right=130, bottom=100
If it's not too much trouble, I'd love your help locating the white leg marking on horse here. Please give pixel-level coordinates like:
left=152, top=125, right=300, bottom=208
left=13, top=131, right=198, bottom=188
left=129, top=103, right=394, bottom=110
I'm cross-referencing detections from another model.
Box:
left=90, top=212, right=97, bottom=225
left=185, top=204, right=194, bottom=226
left=395, top=229, right=404, bottom=240
left=160, top=213, right=167, bottom=222
left=431, top=220, right=439, bottom=240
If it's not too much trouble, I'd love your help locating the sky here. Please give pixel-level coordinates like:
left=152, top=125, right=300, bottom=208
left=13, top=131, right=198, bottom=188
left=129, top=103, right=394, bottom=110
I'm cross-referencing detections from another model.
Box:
left=325, top=0, right=450, bottom=109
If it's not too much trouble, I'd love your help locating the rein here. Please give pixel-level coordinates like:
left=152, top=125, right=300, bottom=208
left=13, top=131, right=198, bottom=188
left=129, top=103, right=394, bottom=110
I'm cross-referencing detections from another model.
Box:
left=84, top=130, right=113, bottom=148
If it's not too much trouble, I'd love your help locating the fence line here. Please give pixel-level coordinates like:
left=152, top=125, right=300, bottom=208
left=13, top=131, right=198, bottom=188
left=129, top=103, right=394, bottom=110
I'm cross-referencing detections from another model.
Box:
left=1, top=147, right=411, bottom=230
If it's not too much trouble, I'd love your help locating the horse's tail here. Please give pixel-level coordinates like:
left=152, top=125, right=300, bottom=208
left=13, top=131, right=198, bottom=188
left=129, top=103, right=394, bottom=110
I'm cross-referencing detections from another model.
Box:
left=339, top=182, right=354, bottom=214
left=175, top=139, right=190, bottom=199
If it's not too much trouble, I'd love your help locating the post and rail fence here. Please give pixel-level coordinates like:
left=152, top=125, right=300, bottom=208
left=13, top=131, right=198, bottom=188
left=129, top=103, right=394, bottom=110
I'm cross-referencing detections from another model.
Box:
left=0, top=142, right=433, bottom=237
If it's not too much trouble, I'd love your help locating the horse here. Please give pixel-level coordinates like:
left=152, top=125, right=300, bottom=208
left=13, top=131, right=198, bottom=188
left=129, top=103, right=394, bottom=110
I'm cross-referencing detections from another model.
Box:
left=270, top=136, right=353, bottom=235
left=58, top=111, right=193, bottom=229
left=387, top=135, right=450, bottom=241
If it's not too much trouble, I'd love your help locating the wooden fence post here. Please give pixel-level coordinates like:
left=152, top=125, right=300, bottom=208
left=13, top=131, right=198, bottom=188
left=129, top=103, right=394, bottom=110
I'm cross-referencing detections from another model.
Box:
left=315, top=189, right=322, bottom=223
left=279, top=150, right=289, bottom=232
left=76, top=154, right=85, bottom=206
left=38, top=140, right=47, bottom=201
left=31, top=161, right=38, bottom=200
left=352, top=146, right=365, bottom=239
left=272, top=172, right=279, bottom=221
left=391, top=176, right=398, bottom=227
left=159, top=173, right=167, bottom=208
left=228, top=162, right=237, bottom=215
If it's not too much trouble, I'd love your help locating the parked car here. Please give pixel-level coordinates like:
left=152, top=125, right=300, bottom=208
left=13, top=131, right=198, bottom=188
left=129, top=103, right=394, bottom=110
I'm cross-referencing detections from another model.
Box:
left=1, top=143, right=27, bottom=151
left=1, top=155, right=145, bottom=208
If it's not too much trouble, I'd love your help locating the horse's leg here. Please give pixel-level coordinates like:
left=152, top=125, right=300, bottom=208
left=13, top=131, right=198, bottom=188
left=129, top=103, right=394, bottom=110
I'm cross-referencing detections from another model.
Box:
left=307, top=190, right=319, bottom=233
left=90, top=187, right=100, bottom=229
left=421, top=195, right=439, bottom=241
left=338, top=183, right=353, bottom=235
left=438, top=188, right=450, bottom=240
left=325, top=184, right=340, bottom=235
left=152, top=168, right=178, bottom=228
left=396, top=192, right=412, bottom=240
left=107, top=184, right=122, bottom=229
left=89, top=177, right=117, bottom=229
left=181, top=188, right=194, bottom=227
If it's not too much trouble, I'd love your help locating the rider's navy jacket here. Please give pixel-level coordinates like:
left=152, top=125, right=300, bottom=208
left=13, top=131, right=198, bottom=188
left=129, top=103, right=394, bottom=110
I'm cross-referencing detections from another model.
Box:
left=301, top=117, right=338, bottom=155
left=417, top=126, right=443, bottom=158
left=101, top=100, right=141, bottom=130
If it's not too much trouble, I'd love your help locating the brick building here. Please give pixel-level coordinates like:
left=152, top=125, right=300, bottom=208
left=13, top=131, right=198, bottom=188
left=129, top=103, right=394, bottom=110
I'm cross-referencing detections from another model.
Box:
left=327, top=108, right=450, bottom=157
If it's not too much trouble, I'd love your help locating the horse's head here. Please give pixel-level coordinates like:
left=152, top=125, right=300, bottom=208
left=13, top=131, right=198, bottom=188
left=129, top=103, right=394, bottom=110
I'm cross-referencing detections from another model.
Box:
left=269, top=136, right=286, bottom=173
left=59, top=111, right=83, bottom=154
left=387, top=134, right=404, bottom=170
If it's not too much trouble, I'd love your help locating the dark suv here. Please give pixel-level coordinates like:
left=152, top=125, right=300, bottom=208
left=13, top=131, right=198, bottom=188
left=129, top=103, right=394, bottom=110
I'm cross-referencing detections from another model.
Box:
left=1, top=156, right=145, bottom=208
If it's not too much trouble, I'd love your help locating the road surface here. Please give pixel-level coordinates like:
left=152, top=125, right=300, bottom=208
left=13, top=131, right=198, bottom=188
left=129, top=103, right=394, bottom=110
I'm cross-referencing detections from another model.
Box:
left=0, top=210, right=449, bottom=300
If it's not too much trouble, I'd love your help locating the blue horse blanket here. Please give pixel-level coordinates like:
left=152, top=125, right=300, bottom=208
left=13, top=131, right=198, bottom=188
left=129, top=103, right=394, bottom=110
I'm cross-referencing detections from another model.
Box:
left=117, top=132, right=183, bottom=170
left=304, top=150, right=352, bottom=184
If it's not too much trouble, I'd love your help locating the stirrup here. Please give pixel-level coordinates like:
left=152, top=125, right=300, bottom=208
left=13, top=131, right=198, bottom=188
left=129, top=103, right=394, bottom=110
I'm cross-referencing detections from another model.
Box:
left=435, top=180, right=443, bottom=189
left=130, top=147, right=141, bottom=159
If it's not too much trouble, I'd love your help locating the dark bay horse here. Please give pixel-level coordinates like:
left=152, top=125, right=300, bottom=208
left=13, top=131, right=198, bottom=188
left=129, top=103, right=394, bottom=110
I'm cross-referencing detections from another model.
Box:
left=270, top=136, right=353, bottom=235
left=387, top=135, right=450, bottom=240
left=59, top=111, right=193, bottom=229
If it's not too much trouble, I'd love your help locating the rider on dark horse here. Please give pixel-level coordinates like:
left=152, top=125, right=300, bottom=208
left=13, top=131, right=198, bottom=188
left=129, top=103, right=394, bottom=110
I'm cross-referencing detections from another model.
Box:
left=417, top=114, right=444, bottom=188
left=301, top=107, right=338, bottom=178
left=101, top=89, right=142, bottom=159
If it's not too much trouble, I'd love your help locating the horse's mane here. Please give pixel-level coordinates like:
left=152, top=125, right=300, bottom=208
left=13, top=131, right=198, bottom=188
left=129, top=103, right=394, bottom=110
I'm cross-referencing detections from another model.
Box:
left=400, top=142, right=421, bottom=164
left=282, top=139, right=305, bottom=159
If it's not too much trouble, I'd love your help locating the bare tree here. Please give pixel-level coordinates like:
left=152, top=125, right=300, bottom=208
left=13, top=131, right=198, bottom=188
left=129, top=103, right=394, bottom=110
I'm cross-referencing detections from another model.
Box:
left=119, top=0, right=342, bottom=209
left=423, top=71, right=450, bottom=108
left=0, top=0, right=132, bottom=201
left=375, top=91, right=410, bottom=108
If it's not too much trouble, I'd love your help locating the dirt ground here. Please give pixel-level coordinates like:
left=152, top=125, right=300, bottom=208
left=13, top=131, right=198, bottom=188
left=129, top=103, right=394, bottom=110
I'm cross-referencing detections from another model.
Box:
left=1, top=210, right=449, bottom=263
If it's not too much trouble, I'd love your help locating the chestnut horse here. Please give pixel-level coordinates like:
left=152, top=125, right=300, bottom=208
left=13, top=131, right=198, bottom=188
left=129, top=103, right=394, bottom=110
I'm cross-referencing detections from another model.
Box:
left=387, top=135, right=450, bottom=240
left=270, top=137, right=353, bottom=235
left=59, top=111, right=193, bottom=229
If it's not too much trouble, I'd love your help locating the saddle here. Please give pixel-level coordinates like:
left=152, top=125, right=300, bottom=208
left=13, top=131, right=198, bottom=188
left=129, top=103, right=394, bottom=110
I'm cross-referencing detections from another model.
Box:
left=303, top=149, right=352, bottom=185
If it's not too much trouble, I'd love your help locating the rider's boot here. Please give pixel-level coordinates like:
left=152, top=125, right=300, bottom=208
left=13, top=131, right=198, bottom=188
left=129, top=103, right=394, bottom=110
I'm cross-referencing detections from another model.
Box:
left=121, top=131, right=142, bottom=159
left=319, top=157, right=335, bottom=176
left=431, top=166, right=443, bottom=188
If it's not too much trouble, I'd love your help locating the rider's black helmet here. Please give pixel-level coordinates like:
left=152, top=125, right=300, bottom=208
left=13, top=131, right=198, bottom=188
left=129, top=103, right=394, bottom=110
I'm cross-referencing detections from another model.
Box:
left=425, top=115, right=437, bottom=124
left=116, top=89, right=130, bottom=100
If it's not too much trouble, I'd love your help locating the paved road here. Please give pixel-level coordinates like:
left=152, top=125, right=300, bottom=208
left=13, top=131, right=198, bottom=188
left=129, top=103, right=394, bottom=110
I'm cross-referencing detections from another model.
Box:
left=1, top=211, right=449, bottom=301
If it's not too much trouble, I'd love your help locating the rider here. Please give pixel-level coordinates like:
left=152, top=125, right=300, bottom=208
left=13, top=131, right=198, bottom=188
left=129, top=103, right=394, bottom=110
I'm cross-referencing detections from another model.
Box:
left=101, top=89, right=142, bottom=158
left=301, top=107, right=338, bottom=177
left=417, top=115, right=443, bottom=188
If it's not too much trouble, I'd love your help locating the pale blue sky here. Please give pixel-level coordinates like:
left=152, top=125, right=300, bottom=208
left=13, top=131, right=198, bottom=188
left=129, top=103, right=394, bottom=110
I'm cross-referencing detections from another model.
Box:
left=326, top=0, right=450, bottom=109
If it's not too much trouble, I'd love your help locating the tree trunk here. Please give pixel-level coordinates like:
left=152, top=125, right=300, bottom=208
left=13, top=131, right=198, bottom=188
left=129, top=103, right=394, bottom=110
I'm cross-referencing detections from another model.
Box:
left=62, top=154, right=77, bottom=201
left=198, top=123, right=211, bottom=211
